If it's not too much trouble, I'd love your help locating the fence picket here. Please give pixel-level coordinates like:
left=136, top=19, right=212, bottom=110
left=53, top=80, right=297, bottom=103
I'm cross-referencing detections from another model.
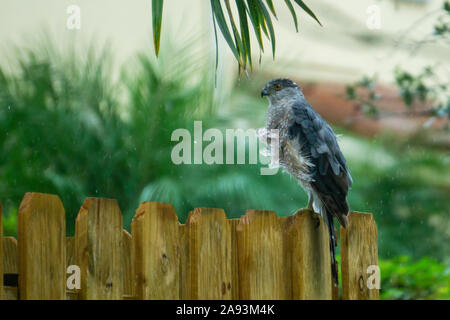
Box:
left=131, top=202, right=180, bottom=299
left=229, top=218, right=240, bottom=300
left=122, top=230, right=134, bottom=299
left=2, top=237, right=18, bottom=300
left=0, top=192, right=379, bottom=300
left=75, top=198, right=123, bottom=300
left=18, top=193, right=66, bottom=299
left=236, top=210, right=286, bottom=299
left=181, top=208, right=232, bottom=299
left=65, top=237, right=78, bottom=300
left=0, top=203, right=2, bottom=300
left=287, top=210, right=332, bottom=299
left=341, top=212, right=379, bottom=300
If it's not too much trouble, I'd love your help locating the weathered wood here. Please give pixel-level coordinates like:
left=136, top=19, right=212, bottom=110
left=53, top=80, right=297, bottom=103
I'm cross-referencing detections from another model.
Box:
left=287, top=210, right=332, bottom=300
left=18, top=193, right=66, bottom=299
left=341, top=212, right=379, bottom=300
left=65, top=237, right=76, bottom=267
left=236, top=210, right=286, bottom=299
left=2, top=237, right=18, bottom=275
left=2, top=237, right=18, bottom=300
left=75, top=198, right=123, bottom=300
left=0, top=203, right=2, bottom=300
left=280, top=216, right=293, bottom=299
left=179, top=223, right=186, bottom=299
left=131, top=202, right=180, bottom=299
left=65, top=237, right=78, bottom=300
left=3, top=287, right=18, bottom=300
left=122, top=230, right=134, bottom=298
left=181, top=208, right=232, bottom=299
left=229, top=219, right=240, bottom=300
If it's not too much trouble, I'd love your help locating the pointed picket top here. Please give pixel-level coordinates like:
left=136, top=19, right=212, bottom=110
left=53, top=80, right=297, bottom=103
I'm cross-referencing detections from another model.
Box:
left=18, top=192, right=66, bottom=300
left=341, top=211, right=379, bottom=300
left=181, top=208, right=232, bottom=299
left=236, top=209, right=287, bottom=299
left=286, top=209, right=332, bottom=300
left=75, top=197, right=123, bottom=300
left=237, top=209, right=278, bottom=230
left=131, top=201, right=180, bottom=299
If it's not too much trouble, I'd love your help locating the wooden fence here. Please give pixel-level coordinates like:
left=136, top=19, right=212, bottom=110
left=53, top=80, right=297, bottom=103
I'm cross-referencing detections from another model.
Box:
left=0, top=192, right=379, bottom=300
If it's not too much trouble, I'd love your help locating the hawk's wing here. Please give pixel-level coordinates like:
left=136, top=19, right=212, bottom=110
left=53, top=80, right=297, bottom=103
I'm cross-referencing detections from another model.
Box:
left=287, top=99, right=353, bottom=227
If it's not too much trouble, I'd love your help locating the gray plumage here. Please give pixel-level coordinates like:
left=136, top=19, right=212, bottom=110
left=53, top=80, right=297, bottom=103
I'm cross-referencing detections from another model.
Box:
left=261, top=78, right=353, bottom=285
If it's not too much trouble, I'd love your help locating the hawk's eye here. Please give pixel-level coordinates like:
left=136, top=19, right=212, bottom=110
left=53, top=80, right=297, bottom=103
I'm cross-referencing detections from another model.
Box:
left=274, top=84, right=282, bottom=91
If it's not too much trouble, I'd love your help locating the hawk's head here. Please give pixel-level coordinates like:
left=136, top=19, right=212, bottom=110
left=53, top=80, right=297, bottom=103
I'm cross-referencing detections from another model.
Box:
left=261, top=78, right=301, bottom=101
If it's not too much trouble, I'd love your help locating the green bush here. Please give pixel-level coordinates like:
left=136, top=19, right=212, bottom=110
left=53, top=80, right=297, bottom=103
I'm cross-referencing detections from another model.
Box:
left=380, top=256, right=450, bottom=300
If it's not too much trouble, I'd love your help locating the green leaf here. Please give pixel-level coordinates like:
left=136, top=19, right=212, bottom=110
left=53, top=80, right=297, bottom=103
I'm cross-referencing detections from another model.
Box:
left=236, top=0, right=252, bottom=68
left=225, top=0, right=246, bottom=68
left=247, top=0, right=265, bottom=52
left=293, top=0, right=322, bottom=26
left=257, top=0, right=276, bottom=58
left=284, top=0, right=299, bottom=32
left=444, top=1, right=450, bottom=12
left=210, top=0, right=240, bottom=62
left=211, top=5, right=219, bottom=76
left=265, top=0, right=277, bottom=18
left=152, top=0, right=164, bottom=56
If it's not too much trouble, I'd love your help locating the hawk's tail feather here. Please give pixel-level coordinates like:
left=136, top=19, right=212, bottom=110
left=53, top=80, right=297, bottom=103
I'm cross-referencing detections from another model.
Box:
left=325, top=211, right=339, bottom=287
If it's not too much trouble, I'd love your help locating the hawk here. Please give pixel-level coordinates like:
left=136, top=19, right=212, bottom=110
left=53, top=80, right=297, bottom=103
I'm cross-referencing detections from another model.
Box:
left=261, top=78, right=353, bottom=285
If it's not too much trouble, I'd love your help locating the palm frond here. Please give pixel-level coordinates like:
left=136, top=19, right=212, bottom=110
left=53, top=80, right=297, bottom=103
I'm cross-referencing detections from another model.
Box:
left=151, top=0, right=322, bottom=72
left=151, top=0, right=164, bottom=56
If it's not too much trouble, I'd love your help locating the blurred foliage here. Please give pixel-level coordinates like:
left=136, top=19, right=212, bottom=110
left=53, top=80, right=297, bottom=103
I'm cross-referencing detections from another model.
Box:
left=152, top=0, right=321, bottom=72
left=346, top=1, right=450, bottom=129
left=346, top=66, right=450, bottom=128
left=380, top=256, right=450, bottom=300
left=0, top=38, right=449, bottom=299
left=433, top=1, right=450, bottom=37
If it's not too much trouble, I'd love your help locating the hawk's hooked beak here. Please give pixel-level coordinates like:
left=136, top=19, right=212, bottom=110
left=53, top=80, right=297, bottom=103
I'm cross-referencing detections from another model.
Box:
left=261, top=88, right=269, bottom=97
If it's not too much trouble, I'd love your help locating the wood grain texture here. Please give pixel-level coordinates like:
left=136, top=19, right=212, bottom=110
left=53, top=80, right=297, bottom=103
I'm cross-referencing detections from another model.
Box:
left=2, top=237, right=19, bottom=300
left=181, top=208, right=232, bottom=299
left=236, top=210, right=286, bottom=299
left=341, top=212, right=379, bottom=300
left=179, top=223, right=186, bottom=299
left=2, top=237, right=18, bottom=275
left=2, top=237, right=18, bottom=300
left=18, top=193, right=66, bottom=300
left=122, top=230, right=134, bottom=299
left=287, top=210, right=332, bottom=300
left=65, top=237, right=78, bottom=300
left=280, top=216, right=293, bottom=299
left=131, top=202, right=180, bottom=299
left=65, top=237, right=76, bottom=267
left=229, top=218, right=240, bottom=300
left=0, top=203, right=2, bottom=300
left=75, top=198, right=123, bottom=300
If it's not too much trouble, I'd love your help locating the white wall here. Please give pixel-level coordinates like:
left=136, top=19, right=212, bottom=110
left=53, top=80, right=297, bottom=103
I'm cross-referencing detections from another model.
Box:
left=0, top=0, right=448, bottom=83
